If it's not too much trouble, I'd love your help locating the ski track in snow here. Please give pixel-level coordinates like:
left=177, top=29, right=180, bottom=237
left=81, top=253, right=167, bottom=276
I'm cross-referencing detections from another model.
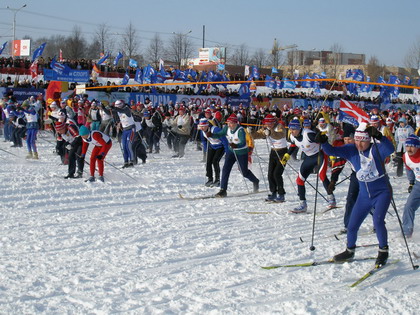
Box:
left=0, top=134, right=419, bottom=314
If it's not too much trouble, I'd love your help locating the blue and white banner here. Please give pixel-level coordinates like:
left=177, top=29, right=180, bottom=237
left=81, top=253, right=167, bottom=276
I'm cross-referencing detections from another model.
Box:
left=43, top=69, right=90, bottom=82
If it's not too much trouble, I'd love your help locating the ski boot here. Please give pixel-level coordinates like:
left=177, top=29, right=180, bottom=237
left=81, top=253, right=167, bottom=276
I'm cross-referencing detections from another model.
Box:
left=98, top=176, right=105, bottom=183
left=212, top=179, right=220, bottom=187
left=85, top=176, right=95, bottom=182
left=375, top=246, right=389, bottom=267
left=327, top=194, right=336, bottom=209
left=215, top=189, right=227, bottom=198
left=253, top=180, right=259, bottom=193
left=205, top=178, right=213, bottom=187
left=26, top=152, right=33, bottom=159
left=333, top=247, right=355, bottom=262
left=290, top=201, right=307, bottom=213
left=274, top=194, right=285, bottom=203
left=265, top=192, right=276, bottom=202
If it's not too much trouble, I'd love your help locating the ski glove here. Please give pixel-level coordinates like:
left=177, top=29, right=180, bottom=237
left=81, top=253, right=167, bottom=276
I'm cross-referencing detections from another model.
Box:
left=365, top=126, right=383, bottom=140
left=96, top=153, right=105, bottom=160
left=315, top=132, right=328, bottom=144
left=205, top=131, right=212, bottom=138
left=280, top=153, right=290, bottom=165
left=408, top=184, right=414, bottom=193
left=80, top=153, right=86, bottom=159
left=229, top=143, right=238, bottom=149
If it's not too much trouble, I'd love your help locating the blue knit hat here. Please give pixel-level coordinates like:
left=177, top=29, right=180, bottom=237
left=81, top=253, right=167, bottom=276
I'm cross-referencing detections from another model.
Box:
left=303, top=119, right=311, bottom=127
left=288, top=119, right=301, bottom=130
left=79, top=125, right=90, bottom=136
left=405, top=134, right=420, bottom=148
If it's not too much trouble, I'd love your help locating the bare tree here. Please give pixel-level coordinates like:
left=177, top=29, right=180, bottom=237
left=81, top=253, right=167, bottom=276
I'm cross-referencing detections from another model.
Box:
left=65, top=25, right=87, bottom=59
left=121, top=22, right=140, bottom=62
left=231, top=44, right=249, bottom=66
left=166, top=32, right=194, bottom=68
left=250, top=48, right=267, bottom=69
left=404, top=37, right=420, bottom=69
left=366, top=55, right=385, bottom=81
left=327, top=43, right=343, bottom=78
left=95, top=23, right=114, bottom=55
left=146, top=33, right=164, bottom=69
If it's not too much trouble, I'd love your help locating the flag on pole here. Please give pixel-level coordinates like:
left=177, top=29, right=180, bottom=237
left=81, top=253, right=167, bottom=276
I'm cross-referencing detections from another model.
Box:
left=97, top=52, right=110, bottom=65
left=30, top=59, right=39, bottom=78
left=244, top=65, right=249, bottom=77
left=32, top=42, right=47, bottom=61
left=159, top=59, right=164, bottom=71
left=59, top=49, right=63, bottom=62
left=0, top=41, right=7, bottom=55
left=114, top=52, right=123, bottom=66
left=339, top=99, right=370, bottom=123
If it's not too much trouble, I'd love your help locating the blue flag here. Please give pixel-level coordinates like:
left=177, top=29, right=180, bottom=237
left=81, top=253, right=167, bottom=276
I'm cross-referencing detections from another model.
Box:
left=32, top=42, right=46, bottom=61
left=129, top=59, right=138, bottom=68
left=346, top=69, right=352, bottom=79
left=238, top=82, right=251, bottom=97
left=251, top=66, right=260, bottom=79
left=97, top=51, right=110, bottom=65
left=283, top=79, right=297, bottom=89
left=142, top=64, right=155, bottom=83
left=353, top=69, right=364, bottom=82
left=302, top=74, right=312, bottom=88
left=271, top=67, right=278, bottom=74
left=134, top=68, right=143, bottom=84
left=0, top=41, right=7, bottom=55
left=50, top=56, right=71, bottom=75
left=121, top=71, right=130, bottom=85
left=265, top=75, right=276, bottom=89
left=114, top=52, right=123, bottom=66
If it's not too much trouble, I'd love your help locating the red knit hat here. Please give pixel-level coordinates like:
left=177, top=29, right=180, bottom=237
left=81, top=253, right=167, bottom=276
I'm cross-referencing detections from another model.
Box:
left=262, top=114, right=277, bottom=124
left=226, top=113, right=238, bottom=123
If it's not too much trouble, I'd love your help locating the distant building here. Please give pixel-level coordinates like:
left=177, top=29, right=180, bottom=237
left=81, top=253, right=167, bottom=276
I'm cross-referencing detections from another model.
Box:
left=287, top=50, right=365, bottom=66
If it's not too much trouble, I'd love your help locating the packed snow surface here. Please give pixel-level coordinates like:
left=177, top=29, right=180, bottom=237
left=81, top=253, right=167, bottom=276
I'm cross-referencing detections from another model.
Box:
left=0, top=132, right=419, bottom=314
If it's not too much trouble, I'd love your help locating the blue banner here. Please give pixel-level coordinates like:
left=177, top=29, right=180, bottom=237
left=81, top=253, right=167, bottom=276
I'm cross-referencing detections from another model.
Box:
left=43, top=69, right=90, bottom=82
left=226, top=96, right=251, bottom=107
left=3, top=88, right=44, bottom=102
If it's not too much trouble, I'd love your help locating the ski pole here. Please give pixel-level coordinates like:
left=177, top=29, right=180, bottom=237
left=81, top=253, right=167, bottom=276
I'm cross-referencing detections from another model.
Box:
left=309, top=144, right=323, bottom=252
left=285, top=161, right=328, bottom=202
left=0, top=147, right=19, bottom=157
left=372, top=138, right=418, bottom=270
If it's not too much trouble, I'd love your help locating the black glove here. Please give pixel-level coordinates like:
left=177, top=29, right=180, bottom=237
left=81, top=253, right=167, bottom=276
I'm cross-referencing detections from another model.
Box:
left=315, top=132, right=328, bottom=144
left=327, top=180, right=336, bottom=194
left=365, top=126, right=383, bottom=140
left=96, top=153, right=105, bottom=160
left=167, top=126, right=172, bottom=130
left=408, top=184, right=414, bottom=193
left=229, top=143, right=238, bottom=149
left=205, top=131, right=212, bottom=138
left=177, top=125, right=183, bottom=129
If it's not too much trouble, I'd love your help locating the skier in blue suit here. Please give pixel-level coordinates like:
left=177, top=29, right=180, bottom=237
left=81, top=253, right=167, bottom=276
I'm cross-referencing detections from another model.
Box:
left=317, top=123, right=395, bottom=267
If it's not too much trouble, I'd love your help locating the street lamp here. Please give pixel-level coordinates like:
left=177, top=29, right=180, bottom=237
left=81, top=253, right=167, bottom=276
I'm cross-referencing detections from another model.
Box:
left=6, top=4, right=27, bottom=59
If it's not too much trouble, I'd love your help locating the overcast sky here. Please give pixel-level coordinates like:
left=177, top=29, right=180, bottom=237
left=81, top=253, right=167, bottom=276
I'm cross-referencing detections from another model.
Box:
left=0, top=0, right=419, bottom=67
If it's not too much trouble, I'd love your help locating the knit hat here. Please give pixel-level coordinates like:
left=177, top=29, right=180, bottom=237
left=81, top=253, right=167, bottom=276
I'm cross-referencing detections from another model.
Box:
left=354, top=123, right=370, bottom=142
left=303, top=119, right=311, bottom=127
left=288, top=119, right=301, bottom=130
left=114, top=100, right=124, bottom=108
left=398, top=117, right=407, bottom=124
left=79, top=125, right=90, bottom=136
left=198, top=118, right=209, bottom=128
left=319, top=118, right=326, bottom=123
left=226, top=113, right=238, bottom=123
left=370, top=115, right=380, bottom=123
left=405, top=134, right=420, bottom=147
left=204, top=108, right=212, bottom=114
left=262, top=114, right=276, bottom=124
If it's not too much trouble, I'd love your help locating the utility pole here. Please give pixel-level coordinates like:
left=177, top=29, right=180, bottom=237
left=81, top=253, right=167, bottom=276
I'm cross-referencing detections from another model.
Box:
left=6, top=4, right=27, bottom=59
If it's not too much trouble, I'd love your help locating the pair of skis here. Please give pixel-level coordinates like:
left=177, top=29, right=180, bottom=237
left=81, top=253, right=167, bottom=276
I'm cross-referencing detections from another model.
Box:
left=261, top=257, right=400, bottom=287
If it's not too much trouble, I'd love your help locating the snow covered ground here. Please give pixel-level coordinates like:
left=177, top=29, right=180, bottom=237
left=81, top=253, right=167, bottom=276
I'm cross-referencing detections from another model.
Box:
left=0, top=131, right=419, bottom=314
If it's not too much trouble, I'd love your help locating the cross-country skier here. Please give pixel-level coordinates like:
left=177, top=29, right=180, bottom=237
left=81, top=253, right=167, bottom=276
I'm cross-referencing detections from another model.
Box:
left=318, top=123, right=395, bottom=267
left=79, top=125, right=112, bottom=182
